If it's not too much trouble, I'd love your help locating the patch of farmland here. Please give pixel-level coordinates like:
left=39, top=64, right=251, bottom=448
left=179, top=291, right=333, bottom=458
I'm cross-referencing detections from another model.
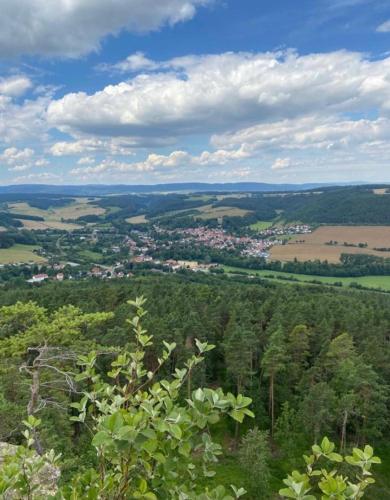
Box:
left=9, top=198, right=105, bottom=231
left=373, top=188, right=390, bottom=195
left=0, top=244, right=46, bottom=264
left=270, top=225, right=390, bottom=263
left=53, top=198, right=105, bottom=219
left=17, top=219, right=80, bottom=231
left=126, top=215, right=148, bottom=224
left=250, top=221, right=273, bottom=231
left=215, top=193, right=251, bottom=201
left=295, top=225, right=390, bottom=247
left=195, top=205, right=252, bottom=220
left=8, top=202, right=47, bottom=218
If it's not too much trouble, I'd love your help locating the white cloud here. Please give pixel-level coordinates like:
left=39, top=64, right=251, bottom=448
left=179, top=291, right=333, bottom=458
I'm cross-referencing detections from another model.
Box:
left=49, top=136, right=170, bottom=156
left=1, top=147, right=34, bottom=164
left=11, top=172, right=62, bottom=184
left=0, top=0, right=211, bottom=58
left=0, top=76, right=32, bottom=97
left=377, top=20, right=390, bottom=33
left=1, top=146, right=51, bottom=173
left=34, top=158, right=49, bottom=167
left=70, top=146, right=254, bottom=178
left=8, top=164, right=32, bottom=172
left=77, top=156, right=95, bottom=165
left=271, top=158, right=292, bottom=170
left=70, top=151, right=190, bottom=176
left=211, top=116, right=390, bottom=153
left=101, top=52, right=160, bottom=73
left=0, top=94, right=49, bottom=144
left=47, top=50, right=390, bottom=147
left=50, top=139, right=106, bottom=156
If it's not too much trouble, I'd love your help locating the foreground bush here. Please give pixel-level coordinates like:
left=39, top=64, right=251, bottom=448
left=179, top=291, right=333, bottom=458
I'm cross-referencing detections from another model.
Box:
left=0, top=297, right=253, bottom=499
left=280, top=437, right=381, bottom=500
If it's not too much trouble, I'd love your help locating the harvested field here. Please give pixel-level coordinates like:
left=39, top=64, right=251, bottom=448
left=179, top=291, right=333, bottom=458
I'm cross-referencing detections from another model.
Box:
left=195, top=205, right=251, bottom=220
left=9, top=202, right=47, bottom=218
left=215, top=193, right=250, bottom=201
left=9, top=198, right=105, bottom=231
left=126, top=215, right=148, bottom=224
left=270, top=225, right=390, bottom=263
left=17, top=220, right=80, bottom=231
left=373, top=188, right=390, bottom=195
left=53, top=198, right=105, bottom=219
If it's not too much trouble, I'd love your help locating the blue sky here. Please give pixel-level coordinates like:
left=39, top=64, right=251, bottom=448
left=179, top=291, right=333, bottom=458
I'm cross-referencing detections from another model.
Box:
left=1, top=0, right=390, bottom=185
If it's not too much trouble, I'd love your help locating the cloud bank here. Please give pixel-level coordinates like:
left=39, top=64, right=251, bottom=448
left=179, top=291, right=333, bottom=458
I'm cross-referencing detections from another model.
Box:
left=0, top=0, right=211, bottom=57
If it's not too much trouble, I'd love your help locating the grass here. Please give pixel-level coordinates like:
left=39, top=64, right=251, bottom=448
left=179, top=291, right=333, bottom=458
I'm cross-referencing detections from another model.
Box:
left=53, top=198, right=105, bottom=219
left=0, top=244, right=46, bottom=264
left=368, top=444, right=390, bottom=499
left=222, top=265, right=390, bottom=291
left=249, top=220, right=273, bottom=231
left=196, top=205, right=251, bottom=220
left=126, top=214, right=148, bottom=224
left=18, top=219, right=80, bottom=231
left=77, top=250, right=103, bottom=262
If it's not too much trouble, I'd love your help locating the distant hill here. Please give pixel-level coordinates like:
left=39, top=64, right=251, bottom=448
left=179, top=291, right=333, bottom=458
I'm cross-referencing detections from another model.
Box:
left=0, top=182, right=364, bottom=196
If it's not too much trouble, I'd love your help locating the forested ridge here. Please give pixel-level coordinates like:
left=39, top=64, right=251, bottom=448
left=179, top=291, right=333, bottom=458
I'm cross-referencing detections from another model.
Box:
left=0, top=274, right=389, bottom=497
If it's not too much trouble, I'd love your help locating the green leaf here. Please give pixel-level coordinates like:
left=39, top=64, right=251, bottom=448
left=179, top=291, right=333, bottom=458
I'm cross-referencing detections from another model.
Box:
left=92, top=431, right=111, bottom=447
left=169, top=424, right=182, bottom=440
left=142, top=439, right=158, bottom=455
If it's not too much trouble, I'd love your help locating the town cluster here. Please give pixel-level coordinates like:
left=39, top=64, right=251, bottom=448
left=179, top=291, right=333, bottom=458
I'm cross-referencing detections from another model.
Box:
left=152, top=224, right=312, bottom=259
left=20, top=223, right=312, bottom=284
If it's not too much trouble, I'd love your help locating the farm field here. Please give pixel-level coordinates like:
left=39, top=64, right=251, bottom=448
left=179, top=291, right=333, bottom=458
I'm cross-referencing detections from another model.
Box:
left=50, top=198, right=105, bottom=219
left=8, top=198, right=105, bottom=231
left=222, top=265, right=390, bottom=291
left=195, top=205, right=251, bottom=220
left=270, top=225, right=390, bottom=263
left=77, top=250, right=103, bottom=262
left=18, top=219, right=80, bottom=231
left=126, top=214, right=148, bottom=224
left=0, top=244, right=46, bottom=264
left=249, top=220, right=273, bottom=231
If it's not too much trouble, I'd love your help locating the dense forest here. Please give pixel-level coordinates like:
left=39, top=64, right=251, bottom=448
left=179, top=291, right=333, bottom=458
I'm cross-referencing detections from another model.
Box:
left=0, top=274, right=389, bottom=497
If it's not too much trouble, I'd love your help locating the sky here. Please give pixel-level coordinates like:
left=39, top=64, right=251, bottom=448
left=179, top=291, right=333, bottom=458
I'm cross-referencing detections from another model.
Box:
left=1, top=0, right=390, bottom=185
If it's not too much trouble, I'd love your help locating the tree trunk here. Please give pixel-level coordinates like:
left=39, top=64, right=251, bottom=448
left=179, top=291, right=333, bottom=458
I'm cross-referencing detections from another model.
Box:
left=233, top=379, right=242, bottom=447
left=27, top=366, right=43, bottom=455
left=270, top=373, right=275, bottom=437
left=187, top=371, right=192, bottom=399
left=340, top=410, right=348, bottom=452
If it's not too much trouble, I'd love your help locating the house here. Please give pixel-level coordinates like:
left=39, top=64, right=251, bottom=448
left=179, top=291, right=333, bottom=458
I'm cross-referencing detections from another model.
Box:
left=56, top=273, right=64, bottom=281
left=164, top=259, right=182, bottom=271
left=90, top=266, right=103, bottom=277
left=27, top=274, right=49, bottom=284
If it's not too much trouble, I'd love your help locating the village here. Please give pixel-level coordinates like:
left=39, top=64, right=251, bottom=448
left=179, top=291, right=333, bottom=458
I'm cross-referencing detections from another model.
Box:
left=20, top=223, right=312, bottom=284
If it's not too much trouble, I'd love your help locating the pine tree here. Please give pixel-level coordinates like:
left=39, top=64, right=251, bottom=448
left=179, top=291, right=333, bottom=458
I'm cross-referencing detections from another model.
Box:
left=261, top=326, right=287, bottom=435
